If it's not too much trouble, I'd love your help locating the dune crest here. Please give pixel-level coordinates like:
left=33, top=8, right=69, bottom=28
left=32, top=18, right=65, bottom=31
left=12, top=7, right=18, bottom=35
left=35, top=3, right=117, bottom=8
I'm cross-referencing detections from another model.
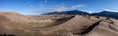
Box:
left=0, top=12, right=118, bottom=36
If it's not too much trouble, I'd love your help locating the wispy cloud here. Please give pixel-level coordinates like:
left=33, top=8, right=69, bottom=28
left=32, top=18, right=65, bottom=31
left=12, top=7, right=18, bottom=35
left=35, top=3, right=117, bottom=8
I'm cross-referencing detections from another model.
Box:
left=39, top=3, right=44, bottom=8
left=30, top=4, right=85, bottom=13
left=55, top=4, right=65, bottom=7
left=72, top=5, right=85, bottom=8
left=30, top=6, right=69, bottom=13
left=27, top=3, right=33, bottom=7
left=39, top=0, right=48, bottom=8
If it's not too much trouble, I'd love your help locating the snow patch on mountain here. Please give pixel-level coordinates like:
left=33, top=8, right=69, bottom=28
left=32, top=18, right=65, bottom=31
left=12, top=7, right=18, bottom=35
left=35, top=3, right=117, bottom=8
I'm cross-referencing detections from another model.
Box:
left=103, top=9, right=118, bottom=12
left=80, top=10, right=93, bottom=14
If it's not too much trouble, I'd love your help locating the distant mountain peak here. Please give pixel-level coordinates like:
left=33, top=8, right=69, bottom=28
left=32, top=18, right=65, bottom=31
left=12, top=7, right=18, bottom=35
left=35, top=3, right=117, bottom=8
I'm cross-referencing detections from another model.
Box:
left=103, top=9, right=118, bottom=12
left=71, top=10, right=93, bottom=13
left=43, top=10, right=91, bottom=15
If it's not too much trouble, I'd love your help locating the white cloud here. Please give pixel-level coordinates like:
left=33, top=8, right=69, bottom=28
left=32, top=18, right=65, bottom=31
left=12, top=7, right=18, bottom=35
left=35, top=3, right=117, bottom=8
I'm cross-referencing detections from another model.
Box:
left=55, top=4, right=65, bottom=7
left=27, top=3, right=33, bottom=7
left=72, top=5, right=85, bottom=8
left=30, top=6, right=69, bottom=13
left=103, top=8, right=118, bottom=12
left=38, top=0, right=48, bottom=8
left=30, top=4, right=85, bottom=13
left=27, top=0, right=48, bottom=8
left=39, top=3, right=44, bottom=8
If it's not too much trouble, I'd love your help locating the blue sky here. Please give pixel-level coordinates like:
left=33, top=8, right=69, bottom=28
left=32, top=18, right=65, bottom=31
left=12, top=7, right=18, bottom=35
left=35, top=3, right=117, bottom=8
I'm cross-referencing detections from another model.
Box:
left=0, top=0, right=118, bottom=15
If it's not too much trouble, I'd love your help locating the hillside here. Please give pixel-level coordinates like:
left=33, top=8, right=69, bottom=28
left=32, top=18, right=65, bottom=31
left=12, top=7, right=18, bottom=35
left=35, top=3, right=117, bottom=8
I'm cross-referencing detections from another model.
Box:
left=0, top=11, right=118, bottom=36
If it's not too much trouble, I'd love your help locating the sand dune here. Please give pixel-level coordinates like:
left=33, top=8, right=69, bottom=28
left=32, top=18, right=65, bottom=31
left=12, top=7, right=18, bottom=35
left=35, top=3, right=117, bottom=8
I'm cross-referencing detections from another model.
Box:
left=36, top=15, right=101, bottom=36
left=0, top=12, right=118, bottom=36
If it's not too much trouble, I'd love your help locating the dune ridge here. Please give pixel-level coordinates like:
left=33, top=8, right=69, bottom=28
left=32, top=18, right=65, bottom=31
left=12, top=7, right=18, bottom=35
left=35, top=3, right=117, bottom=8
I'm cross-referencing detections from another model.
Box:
left=0, top=12, right=118, bottom=36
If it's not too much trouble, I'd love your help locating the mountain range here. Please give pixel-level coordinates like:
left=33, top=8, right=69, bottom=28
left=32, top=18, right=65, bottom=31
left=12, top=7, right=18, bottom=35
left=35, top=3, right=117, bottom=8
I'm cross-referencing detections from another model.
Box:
left=43, top=10, right=118, bottom=19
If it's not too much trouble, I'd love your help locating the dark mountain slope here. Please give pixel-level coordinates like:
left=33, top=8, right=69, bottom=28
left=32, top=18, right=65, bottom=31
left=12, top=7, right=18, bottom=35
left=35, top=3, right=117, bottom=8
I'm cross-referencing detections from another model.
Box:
left=43, top=10, right=118, bottom=19
left=91, top=10, right=118, bottom=19
left=43, top=10, right=90, bottom=15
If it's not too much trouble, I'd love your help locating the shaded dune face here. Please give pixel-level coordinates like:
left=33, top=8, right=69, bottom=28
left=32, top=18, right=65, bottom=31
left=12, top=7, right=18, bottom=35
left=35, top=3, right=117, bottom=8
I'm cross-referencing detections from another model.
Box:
left=84, top=19, right=118, bottom=36
left=42, top=16, right=75, bottom=28
left=0, top=15, right=11, bottom=22
left=0, top=12, right=118, bottom=36
left=37, top=15, right=101, bottom=36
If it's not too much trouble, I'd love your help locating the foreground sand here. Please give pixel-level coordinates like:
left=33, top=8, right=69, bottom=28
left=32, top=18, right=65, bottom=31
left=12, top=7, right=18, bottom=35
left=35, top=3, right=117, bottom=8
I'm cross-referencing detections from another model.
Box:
left=0, top=11, right=118, bottom=36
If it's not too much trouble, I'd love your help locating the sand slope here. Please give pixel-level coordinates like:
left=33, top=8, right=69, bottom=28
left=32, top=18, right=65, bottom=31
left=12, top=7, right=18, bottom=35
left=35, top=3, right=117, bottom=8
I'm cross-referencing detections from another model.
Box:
left=0, top=12, right=118, bottom=36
